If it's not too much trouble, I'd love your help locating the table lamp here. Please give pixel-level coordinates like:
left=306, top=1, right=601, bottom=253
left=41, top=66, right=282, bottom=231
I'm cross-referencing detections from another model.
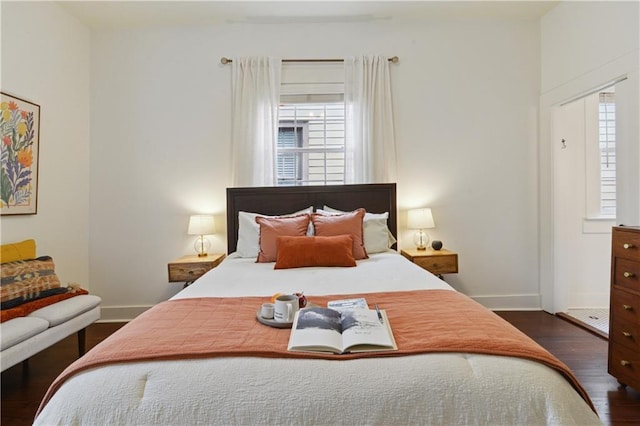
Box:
left=188, top=214, right=215, bottom=257
left=407, top=208, right=435, bottom=250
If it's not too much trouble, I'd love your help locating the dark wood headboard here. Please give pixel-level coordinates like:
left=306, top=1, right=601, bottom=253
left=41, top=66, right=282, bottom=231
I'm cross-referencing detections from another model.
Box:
left=226, top=183, right=397, bottom=254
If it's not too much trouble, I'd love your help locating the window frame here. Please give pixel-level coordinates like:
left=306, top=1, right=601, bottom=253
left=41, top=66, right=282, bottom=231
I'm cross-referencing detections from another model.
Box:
left=277, top=63, right=346, bottom=187
left=597, top=92, right=616, bottom=218
left=585, top=90, right=616, bottom=220
left=276, top=101, right=346, bottom=186
left=583, top=88, right=616, bottom=233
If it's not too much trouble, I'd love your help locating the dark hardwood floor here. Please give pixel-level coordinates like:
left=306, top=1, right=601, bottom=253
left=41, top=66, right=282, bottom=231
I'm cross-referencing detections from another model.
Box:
left=2, top=312, right=639, bottom=425
left=497, top=311, right=640, bottom=425
left=1, top=322, right=124, bottom=426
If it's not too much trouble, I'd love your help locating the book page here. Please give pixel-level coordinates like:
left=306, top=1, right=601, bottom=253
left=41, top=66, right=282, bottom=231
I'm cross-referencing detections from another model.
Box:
left=327, top=298, right=368, bottom=312
left=341, top=309, right=396, bottom=352
left=287, top=307, right=344, bottom=354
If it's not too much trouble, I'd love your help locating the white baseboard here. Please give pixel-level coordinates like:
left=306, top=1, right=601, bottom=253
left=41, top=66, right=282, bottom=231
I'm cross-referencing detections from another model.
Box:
left=470, top=294, right=542, bottom=311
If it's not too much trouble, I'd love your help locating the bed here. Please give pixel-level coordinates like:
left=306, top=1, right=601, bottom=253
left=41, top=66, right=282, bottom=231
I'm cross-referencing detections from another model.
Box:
left=34, top=184, right=600, bottom=425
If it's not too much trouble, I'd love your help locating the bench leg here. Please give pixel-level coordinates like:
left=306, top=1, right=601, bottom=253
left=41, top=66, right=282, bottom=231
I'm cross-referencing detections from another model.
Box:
left=77, top=328, right=87, bottom=357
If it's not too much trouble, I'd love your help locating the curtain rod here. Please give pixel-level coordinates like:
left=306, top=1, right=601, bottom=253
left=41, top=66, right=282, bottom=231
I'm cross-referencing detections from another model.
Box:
left=220, top=56, right=399, bottom=65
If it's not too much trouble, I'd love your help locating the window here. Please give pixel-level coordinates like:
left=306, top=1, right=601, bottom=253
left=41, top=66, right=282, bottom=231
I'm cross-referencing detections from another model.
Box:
left=277, top=62, right=346, bottom=186
left=598, top=92, right=616, bottom=217
left=277, top=102, right=345, bottom=186
left=275, top=57, right=396, bottom=186
left=584, top=88, right=616, bottom=223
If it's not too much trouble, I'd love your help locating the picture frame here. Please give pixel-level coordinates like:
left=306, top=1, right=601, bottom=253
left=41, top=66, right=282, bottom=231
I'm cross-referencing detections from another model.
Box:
left=1, top=92, right=40, bottom=215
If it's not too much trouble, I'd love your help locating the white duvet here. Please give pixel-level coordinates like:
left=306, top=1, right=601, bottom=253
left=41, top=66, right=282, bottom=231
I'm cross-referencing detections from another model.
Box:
left=35, top=252, right=601, bottom=425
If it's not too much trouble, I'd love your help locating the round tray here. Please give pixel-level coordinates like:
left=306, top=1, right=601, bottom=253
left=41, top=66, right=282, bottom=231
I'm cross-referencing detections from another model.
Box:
left=256, top=303, right=318, bottom=328
left=256, top=311, right=293, bottom=328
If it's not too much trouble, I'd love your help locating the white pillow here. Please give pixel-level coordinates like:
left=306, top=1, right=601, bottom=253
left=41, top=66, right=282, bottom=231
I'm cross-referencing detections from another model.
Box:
left=236, top=207, right=313, bottom=258
left=319, top=206, right=396, bottom=254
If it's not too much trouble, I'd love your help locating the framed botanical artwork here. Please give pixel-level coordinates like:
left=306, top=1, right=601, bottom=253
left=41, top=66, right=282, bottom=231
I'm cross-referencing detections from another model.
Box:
left=1, top=92, right=40, bottom=215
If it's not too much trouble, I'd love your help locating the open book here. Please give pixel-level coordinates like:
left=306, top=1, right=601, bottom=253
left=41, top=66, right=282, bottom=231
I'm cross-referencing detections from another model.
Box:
left=287, top=307, right=397, bottom=354
left=327, top=297, right=368, bottom=312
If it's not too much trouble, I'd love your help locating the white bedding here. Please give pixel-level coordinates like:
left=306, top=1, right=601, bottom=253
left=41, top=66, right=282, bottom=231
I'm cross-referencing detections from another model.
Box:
left=174, top=251, right=452, bottom=299
left=35, top=252, right=601, bottom=425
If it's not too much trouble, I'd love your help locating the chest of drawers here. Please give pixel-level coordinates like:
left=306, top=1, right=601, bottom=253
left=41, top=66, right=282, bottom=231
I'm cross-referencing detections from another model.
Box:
left=608, top=226, right=640, bottom=390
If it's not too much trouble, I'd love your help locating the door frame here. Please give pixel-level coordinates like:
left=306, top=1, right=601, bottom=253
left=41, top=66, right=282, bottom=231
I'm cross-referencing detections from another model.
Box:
left=538, top=57, right=636, bottom=313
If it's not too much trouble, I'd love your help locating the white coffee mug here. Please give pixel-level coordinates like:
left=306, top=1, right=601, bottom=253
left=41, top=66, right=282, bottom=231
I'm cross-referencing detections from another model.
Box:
left=261, top=303, right=274, bottom=319
left=274, top=294, right=299, bottom=322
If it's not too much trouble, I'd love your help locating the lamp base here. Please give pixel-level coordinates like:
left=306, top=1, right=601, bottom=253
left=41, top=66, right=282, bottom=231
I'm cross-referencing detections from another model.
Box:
left=197, top=253, right=208, bottom=257
left=194, top=236, right=211, bottom=257
left=413, top=230, right=430, bottom=251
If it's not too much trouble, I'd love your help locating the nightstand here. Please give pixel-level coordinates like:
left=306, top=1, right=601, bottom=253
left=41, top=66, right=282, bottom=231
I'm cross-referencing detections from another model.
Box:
left=401, top=248, right=458, bottom=278
left=168, top=253, right=226, bottom=287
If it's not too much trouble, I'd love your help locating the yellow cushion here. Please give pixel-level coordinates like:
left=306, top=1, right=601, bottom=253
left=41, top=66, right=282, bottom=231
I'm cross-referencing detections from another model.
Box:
left=1, top=239, right=36, bottom=263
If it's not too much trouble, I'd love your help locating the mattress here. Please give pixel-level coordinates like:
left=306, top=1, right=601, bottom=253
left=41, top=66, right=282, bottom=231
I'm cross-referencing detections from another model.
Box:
left=35, top=252, right=601, bottom=425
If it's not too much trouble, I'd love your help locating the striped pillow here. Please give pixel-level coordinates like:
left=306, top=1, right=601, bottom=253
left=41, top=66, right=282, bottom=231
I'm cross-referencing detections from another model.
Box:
left=1, top=256, right=65, bottom=309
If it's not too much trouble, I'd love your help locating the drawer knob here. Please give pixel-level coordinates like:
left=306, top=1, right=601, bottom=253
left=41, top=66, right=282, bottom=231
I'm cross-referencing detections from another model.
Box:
left=623, top=331, right=632, bottom=338
left=623, top=243, right=634, bottom=249
left=623, top=272, right=635, bottom=278
left=621, top=360, right=632, bottom=367
left=623, top=304, right=633, bottom=311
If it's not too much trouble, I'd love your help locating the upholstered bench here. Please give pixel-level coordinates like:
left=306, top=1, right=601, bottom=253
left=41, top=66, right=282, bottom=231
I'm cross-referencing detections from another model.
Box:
left=1, top=240, right=102, bottom=372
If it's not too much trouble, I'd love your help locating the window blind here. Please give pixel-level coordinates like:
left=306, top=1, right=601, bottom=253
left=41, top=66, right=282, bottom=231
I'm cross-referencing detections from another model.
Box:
left=277, top=102, right=345, bottom=186
left=599, top=92, right=616, bottom=216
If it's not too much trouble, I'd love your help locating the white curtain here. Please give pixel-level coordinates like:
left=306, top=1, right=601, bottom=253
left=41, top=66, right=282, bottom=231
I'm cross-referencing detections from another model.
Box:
left=230, top=57, right=282, bottom=186
left=344, top=55, right=398, bottom=183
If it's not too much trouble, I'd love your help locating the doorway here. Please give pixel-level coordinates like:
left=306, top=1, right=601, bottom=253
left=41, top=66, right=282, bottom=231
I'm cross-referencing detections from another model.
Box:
left=552, top=86, right=617, bottom=335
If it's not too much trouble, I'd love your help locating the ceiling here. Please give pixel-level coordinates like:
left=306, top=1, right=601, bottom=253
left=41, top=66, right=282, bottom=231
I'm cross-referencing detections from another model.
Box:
left=57, top=1, right=558, bottom=30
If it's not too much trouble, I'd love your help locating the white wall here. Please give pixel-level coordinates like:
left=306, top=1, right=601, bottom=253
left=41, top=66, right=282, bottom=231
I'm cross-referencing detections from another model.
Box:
left=88, top=18, right=541, bottom=320
left=1, top=2, right=543, bottom=319
left=539, top=1, right=640, bottom=312
left=0, top=2, right=91, bottom=287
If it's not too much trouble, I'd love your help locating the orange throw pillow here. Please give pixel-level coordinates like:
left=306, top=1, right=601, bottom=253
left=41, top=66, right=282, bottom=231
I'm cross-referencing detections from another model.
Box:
left=274, top=235, right=357, bottom=269
left=256, top=214, right=311, bottom=263
left=311, top=208, right=368, bottom=260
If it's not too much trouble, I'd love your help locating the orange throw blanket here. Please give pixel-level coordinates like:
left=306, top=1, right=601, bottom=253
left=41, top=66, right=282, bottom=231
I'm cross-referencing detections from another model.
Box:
left=37, top=290, right=595, bottom=415
left=1, top=288, right=89, bottom=323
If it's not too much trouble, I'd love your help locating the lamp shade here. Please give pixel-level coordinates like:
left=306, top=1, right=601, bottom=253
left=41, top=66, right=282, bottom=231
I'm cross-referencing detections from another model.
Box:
left=407, top=208, right=435, bottom=230
left=188, top=215, right=216, bottom=235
